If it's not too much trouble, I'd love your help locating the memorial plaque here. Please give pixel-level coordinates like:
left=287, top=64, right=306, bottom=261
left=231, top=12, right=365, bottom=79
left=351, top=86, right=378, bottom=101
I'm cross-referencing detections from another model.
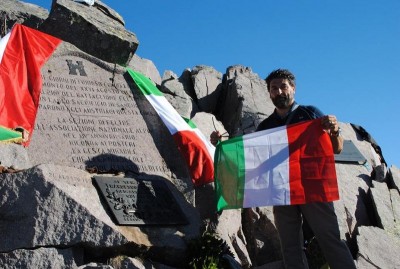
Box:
left=93, top=176, right=188, bottom=225
left=335, top=140, right=367, bottom=164
left=27, top=44, right=174, bottom=176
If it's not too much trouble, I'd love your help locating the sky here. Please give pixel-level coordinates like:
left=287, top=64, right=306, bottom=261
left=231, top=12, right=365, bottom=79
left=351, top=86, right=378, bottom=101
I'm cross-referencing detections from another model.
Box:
left=26, top=0, right=400, bottom=169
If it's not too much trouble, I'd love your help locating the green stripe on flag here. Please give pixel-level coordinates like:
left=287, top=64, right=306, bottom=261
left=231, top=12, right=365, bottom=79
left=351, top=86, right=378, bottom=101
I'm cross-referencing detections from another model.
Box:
left=214, top=135, right=246, bottom=211
left=182, top=117, right=197, bottom=129
left=0, top=126, right=23, bottom=143
left=127, top=69, right=163, bottom=96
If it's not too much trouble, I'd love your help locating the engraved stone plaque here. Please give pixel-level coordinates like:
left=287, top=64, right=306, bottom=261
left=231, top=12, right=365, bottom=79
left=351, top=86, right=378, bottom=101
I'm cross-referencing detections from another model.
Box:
left=27, top=43, right=177, bottom=177
left=335, top=140, right=367, bottom=164
left=93, top=176, right=188, bottom=225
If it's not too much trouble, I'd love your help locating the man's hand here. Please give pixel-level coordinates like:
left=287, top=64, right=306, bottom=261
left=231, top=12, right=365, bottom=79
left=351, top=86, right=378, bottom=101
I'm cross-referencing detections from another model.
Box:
left=321, top=115, right=343, bottom=154
left=210, top=131, right=222, bottom=146
left=321, top=115, right=340, bottom=136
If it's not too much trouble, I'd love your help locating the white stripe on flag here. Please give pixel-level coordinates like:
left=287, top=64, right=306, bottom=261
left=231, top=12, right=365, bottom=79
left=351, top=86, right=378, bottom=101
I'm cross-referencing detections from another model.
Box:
left=243, top=126, right=291, bottom=207
left=0, top=32, right=11, bottom=63
left=147, top=95, right=191, bottom=134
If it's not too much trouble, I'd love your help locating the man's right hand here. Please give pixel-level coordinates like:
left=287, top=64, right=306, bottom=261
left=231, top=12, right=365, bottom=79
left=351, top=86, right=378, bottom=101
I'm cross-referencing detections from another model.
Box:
left=210, top=131, right=222, bottom=146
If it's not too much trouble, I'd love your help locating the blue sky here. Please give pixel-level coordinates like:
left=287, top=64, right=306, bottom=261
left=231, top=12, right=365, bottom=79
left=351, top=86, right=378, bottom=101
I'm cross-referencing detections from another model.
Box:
left=27, top=0, right=399, bottom=169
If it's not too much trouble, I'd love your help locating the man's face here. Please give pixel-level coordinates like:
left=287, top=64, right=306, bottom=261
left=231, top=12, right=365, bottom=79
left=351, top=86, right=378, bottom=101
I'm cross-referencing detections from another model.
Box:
left=269, top=78, right=295, bottom=109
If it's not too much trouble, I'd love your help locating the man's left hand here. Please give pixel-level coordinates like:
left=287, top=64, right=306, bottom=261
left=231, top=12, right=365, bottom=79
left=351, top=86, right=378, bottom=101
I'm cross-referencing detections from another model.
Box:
left=322, top=115, right=340, bottom=136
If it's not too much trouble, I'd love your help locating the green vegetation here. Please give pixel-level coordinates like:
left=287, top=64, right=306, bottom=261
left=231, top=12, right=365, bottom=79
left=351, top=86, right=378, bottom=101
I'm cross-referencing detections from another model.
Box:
left=187, top=230, right=235, bottom=269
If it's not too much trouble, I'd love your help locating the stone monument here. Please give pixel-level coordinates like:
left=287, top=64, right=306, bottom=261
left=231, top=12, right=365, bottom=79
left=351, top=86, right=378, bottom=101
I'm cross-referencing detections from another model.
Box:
left=1, top=1, right=399, bottom=268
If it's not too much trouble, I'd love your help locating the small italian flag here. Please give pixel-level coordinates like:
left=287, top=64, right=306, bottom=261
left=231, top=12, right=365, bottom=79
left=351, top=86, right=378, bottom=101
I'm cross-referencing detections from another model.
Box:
left=127, top=69, right=215, bottom=186
left=0, top=125, right=23, bottom=143
left=214, top=118, right=339, bottom=211
left=0, top=24, right=61, bottom=145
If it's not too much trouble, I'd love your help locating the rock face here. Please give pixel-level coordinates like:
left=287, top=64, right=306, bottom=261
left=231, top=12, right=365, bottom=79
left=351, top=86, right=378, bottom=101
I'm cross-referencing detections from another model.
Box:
left=0, top=1, right=399, bottom=269
left=40, top=0, right=139, bottom=66
left=216, top=65, right=274, bottom=136
left=0, top=0, right=48, bottom=33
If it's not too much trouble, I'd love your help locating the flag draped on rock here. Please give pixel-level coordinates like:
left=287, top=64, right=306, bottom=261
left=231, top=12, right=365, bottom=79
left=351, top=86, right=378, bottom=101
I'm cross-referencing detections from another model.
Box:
left=0, top=24, right=61, bottom=145
left=127, top=69, right=215, bottom=186
left=214, top=118, right=339, bottom=211
left=0, top=125, right=23, bottom=143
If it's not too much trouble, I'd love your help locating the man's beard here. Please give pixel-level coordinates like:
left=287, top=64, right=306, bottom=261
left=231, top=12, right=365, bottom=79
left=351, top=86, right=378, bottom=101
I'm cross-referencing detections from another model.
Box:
left=272, top=95, right=293, bottom=109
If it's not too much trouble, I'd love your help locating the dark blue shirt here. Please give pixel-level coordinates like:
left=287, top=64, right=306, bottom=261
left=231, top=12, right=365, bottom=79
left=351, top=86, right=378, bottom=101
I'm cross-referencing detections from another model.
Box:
left=256, top=102, right=324, bottom=131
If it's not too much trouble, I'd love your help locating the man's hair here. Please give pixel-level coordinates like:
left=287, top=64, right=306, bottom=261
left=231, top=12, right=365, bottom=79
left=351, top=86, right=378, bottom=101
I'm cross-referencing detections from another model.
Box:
left=265, top=69, right=296, bottom=91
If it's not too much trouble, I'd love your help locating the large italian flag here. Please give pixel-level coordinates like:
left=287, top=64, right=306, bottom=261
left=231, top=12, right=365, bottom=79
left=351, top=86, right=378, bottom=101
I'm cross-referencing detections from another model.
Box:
left=0, top=24, right=61, bottom=144
left=214, top=118, right=339, bottom=211
left=127, top=69, right=215, bottom=186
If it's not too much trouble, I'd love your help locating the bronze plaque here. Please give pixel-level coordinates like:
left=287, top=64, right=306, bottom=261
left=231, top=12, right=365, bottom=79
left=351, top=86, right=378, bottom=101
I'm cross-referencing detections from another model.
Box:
left=93, top=176, right=188, bottom=225
left=335, top=140, right=367, bottom=164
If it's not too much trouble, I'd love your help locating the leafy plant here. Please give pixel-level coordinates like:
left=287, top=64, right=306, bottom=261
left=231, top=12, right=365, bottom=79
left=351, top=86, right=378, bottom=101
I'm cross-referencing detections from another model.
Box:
left=187, top=230, right=235, bottom=269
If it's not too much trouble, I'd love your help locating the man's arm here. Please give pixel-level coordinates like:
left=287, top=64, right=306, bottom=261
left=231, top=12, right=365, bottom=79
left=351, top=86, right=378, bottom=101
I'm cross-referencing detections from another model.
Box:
left=321, top=115, right=344, bottom=154
left=329, top=129, right=344, bottom=154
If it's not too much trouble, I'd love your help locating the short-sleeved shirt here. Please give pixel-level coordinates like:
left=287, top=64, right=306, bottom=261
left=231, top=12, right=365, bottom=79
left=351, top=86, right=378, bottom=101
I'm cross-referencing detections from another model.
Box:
left=256, top=102, right=324, bottom=131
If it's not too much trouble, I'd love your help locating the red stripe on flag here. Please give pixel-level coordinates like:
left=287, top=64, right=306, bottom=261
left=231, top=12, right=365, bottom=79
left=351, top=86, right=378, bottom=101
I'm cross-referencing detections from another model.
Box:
left=0, top=24, right=61, bottom=145
left=287, top=119, right=339, bottom=204
left=173, top=130, right=214, bottom=186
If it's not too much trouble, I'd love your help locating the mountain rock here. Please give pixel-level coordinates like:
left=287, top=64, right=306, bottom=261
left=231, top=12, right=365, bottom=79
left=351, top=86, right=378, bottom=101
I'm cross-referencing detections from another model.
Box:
left=40, top=0, right=138, bottom=66
left=0, top=247, right=81, bottom=269
left=216, top=65, right=274, bottom=136
left=356, top=226, right=400, bottom=268
left=161, top=69, right=199, bottom=118
left=190, top=65, right=223, bottom=113
left=0, top=1, right=399, bottom=268
left=0, top=0, right=48, bottom=33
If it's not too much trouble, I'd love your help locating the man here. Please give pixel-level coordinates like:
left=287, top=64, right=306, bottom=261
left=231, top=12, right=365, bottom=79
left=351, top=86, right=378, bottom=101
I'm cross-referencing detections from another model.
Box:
left=211, top=69, right=356, bottom=269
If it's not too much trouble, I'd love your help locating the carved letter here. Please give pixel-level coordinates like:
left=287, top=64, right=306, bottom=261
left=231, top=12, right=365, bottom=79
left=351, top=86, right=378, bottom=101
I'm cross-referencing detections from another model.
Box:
left=66, top=60, right=87, bottom=76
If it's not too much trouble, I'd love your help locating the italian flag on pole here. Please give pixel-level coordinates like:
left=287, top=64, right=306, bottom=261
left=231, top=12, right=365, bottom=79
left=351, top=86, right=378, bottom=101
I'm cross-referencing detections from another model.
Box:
left=0, top=24, right=61, bottom=144
left=127, top=69, right=215, bottom=186
left=214, top=118, right=339, bottom=211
